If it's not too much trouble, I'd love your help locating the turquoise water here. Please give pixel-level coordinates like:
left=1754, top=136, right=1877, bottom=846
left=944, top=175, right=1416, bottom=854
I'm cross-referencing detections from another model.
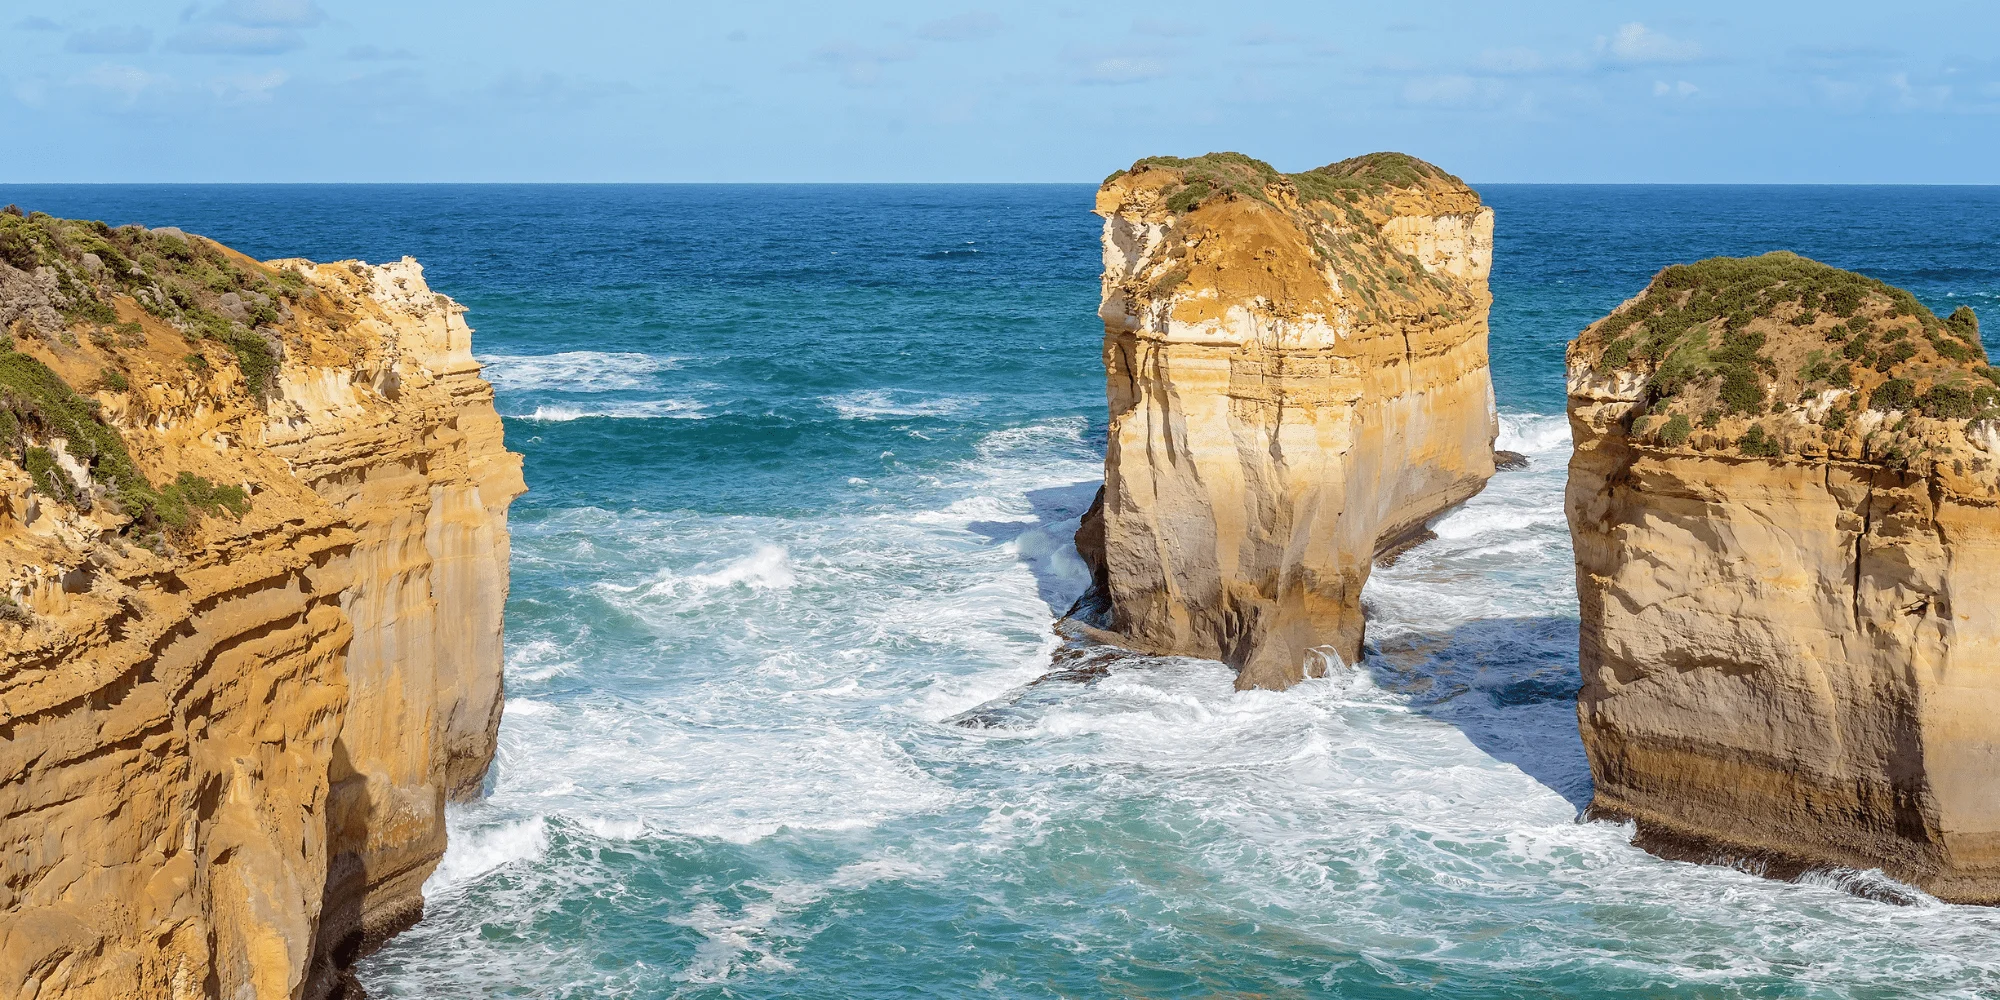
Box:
left=7, top=184, right=2000, bottom=998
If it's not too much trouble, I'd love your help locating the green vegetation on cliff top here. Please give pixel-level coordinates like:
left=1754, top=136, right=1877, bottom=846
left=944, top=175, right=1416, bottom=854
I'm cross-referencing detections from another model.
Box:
left=0, top=208, right=260, bottom=533
left=0, top=206, right=297, bottom=399
left=1108, top=151, right=1470, bottom=216
left=1580, top=252, right=1996, bottom=460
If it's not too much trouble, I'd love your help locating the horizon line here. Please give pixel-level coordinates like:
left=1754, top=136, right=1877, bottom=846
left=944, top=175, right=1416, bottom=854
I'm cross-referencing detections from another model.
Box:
left=4, top=180, right=2000, bottom=188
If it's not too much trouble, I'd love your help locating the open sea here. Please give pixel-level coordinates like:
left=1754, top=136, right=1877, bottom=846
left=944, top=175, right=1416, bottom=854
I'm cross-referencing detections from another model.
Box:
left=6, top=182, right=2000, bottom=999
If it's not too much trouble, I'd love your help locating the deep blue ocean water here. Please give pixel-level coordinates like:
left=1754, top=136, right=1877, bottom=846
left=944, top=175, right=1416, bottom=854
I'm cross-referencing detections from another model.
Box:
left=6, top=183, right=1999, bottom=998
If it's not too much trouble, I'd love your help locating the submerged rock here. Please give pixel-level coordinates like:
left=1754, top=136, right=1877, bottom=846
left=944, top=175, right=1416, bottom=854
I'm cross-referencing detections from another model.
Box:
left=1566, top=252, right=2000, bottom=903
left=0, top=214, right=525, bottom=995
left=1077, top=151, right=1498, bottom=690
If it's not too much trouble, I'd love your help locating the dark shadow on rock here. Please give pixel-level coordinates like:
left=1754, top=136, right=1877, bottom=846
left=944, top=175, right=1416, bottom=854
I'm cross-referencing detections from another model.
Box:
left=965, top=479, right=1102, bottom=616
left=1363, top=616, right=1593, bottom=810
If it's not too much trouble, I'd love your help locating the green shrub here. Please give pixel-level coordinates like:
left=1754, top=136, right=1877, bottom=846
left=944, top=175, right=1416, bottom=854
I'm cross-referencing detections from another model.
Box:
left=1659, top=413, right=1693, bottom=446
left=0, top=346, right=248, bottom=529
left=152, top=472, right=249, bottom=529
left=94, top=368, right=129, bottom=392
left=1738, top=424, right=1782, bottom=457
left=1944, top=305, right=1980, bottom=341
left=1165, top=180, right=1212, bottom=214
left=1919, top=382, right=1976, bottom=419
left=1870, top=377, right=1917, bottom=411
left=23, top=446, right=78, bottom=505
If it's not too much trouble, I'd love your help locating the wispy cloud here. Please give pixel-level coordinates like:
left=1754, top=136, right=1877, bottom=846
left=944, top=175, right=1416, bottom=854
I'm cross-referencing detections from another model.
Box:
left=65, top=26, right=152, bottom=54
left=209, top=69, right=288, bottom=102
left=1476, top=47, right=1544, bottom=74
left=1889, top=72, right=1950, bottom=110
left=207, top=0, right=326, bottom=28
left=812, top=41, right=915, bottom=87
left=1402, top=74, right=1507, bottom=108
left=345, top=44, right=416, bottom=61
left=169, top=25, right=306, bottom=54
left=1130, top=18, right=1199, bottom=39
left=1653, top=79, right=1699, bottom=98
left=166, top=0, right=326, bottom=54
left=1076, top=55, right=1167, bottom=85
left=13, top=16, right=60, bottom=31
left=1602, top=23, right=1702, bottom=65
left=72, top=63, right=171, bottom=106
left=917, top=12, right=1001, bottom=42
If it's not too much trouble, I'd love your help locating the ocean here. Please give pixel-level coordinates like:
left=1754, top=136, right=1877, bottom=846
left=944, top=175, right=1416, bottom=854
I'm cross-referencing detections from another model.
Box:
left=7, top=182, right=2000, bottom=998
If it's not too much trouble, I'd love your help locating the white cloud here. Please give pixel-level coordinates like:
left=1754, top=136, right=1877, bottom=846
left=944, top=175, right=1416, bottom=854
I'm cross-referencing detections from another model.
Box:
left=1889, top=72, right=1949, bottom=109
left=1402, top=74, right=1506, bottom=108
left=168, top=24, right=306, bottom=55
left=1077, top=56, right=1166, bottom=85
left=1476, top=47, right=1543, bottom=74
left=345, top=44, right=416, bottom=61
left=65, top=26, right=152, bottom=54
left=165, top=0, right=325, bottom=53
left=1652, top=79, right=1698, bottom=98
left=1605, top=23, right=1701, bottom=65
left=208, top=69, right=288, bottom=102
left=812, top=41, right=915, bottom=87
left=209, top=0, right=326, bottom=28
left=73, top=63, right=171, bottom=105
left=917, top=12, right=1001, bottom=42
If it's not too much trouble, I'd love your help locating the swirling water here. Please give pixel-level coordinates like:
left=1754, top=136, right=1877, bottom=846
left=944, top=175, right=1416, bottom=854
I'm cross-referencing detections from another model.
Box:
left=7, top=183, right=2000, bottom=998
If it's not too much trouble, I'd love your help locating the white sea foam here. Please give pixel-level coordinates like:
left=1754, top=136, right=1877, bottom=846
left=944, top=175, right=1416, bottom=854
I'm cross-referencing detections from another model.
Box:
left=516, top=398, right=706, bottom=421
left=1496, top=410, right=1573, bottom=453
left=824, top=388, right=978, bottom=419
left=425, top=815, right=548, bottom=892
left=366, top=407, right=2000, bottom=998
left=478, top=351, right=675, bottom=392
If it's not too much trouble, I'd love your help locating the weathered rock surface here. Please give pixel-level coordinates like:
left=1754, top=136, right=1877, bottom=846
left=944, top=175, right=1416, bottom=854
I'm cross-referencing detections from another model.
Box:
left=1567, top=252, right=2000, bottom=902
left=1078, top=152, right=1498, bottom=690
left=0, top=214, right=523, bottom=997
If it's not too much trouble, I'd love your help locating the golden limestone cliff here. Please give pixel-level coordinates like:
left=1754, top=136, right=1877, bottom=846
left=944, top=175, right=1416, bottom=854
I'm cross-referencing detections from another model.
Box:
left=0, top=211, right=524, bottom=998
left=1566, top=252, right=2000, bottom=902
left=1076, top=152, right=1498, bottom=690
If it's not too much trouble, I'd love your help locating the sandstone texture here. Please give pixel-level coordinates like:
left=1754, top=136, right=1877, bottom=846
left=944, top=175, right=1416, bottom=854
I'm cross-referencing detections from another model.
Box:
left=1567, top=252, right=2000, bottom=902
left=0, top=212, right=523, bottom=997
left=1079, top=152, right=1498, bottom=690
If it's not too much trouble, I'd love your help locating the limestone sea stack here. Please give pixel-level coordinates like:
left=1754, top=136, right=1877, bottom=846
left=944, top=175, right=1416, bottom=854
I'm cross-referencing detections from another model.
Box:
left=1567, top=252, right=2000, bottom=902
left=1076, top=153, right=1498, bottom=690
left=0, top=212, right=524, bottom=997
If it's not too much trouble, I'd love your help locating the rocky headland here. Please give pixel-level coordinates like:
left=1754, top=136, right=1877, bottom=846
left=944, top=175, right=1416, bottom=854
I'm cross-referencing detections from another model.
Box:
left=1074, top=152, right=1499, bottom=690
left=0, top=210, right=523, bottom=997
left=1567, top=252, right=2000, bottom=902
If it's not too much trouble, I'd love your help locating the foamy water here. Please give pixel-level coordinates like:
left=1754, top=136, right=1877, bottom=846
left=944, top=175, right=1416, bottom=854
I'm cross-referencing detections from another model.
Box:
left=19, top=180, right=1995, bottom=1000
left=362, top=409, right=2000, bottom=999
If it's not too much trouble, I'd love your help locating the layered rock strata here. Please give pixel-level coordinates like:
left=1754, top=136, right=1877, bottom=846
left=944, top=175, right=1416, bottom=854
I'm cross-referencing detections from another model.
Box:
left=1567, top=252, right=2000, bottom=902
left=0, top=211, right=523, bottom=997
left=1078, top=152, right=1498, bottom=690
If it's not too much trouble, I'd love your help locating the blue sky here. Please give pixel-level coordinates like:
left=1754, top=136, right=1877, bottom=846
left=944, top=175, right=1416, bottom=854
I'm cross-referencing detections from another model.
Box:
left=3, top=0, right=1996, bottom=183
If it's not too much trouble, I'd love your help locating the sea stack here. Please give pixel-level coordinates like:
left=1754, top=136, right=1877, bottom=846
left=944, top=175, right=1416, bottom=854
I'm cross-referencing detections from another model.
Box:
left=1567, top=252, right=2000, bottom=902
left=0, top=214, right=524, bottom=996
left=1077, top=153, right=1498, bottom=690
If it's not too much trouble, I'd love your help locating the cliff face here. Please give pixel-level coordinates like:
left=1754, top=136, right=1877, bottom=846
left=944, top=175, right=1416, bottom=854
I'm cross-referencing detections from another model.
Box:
left=0, top=212, right=523, bottom=998
left=1566, top=253, right=2000, bottom=902
left=1083, top=152, right=1497, bottom=690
